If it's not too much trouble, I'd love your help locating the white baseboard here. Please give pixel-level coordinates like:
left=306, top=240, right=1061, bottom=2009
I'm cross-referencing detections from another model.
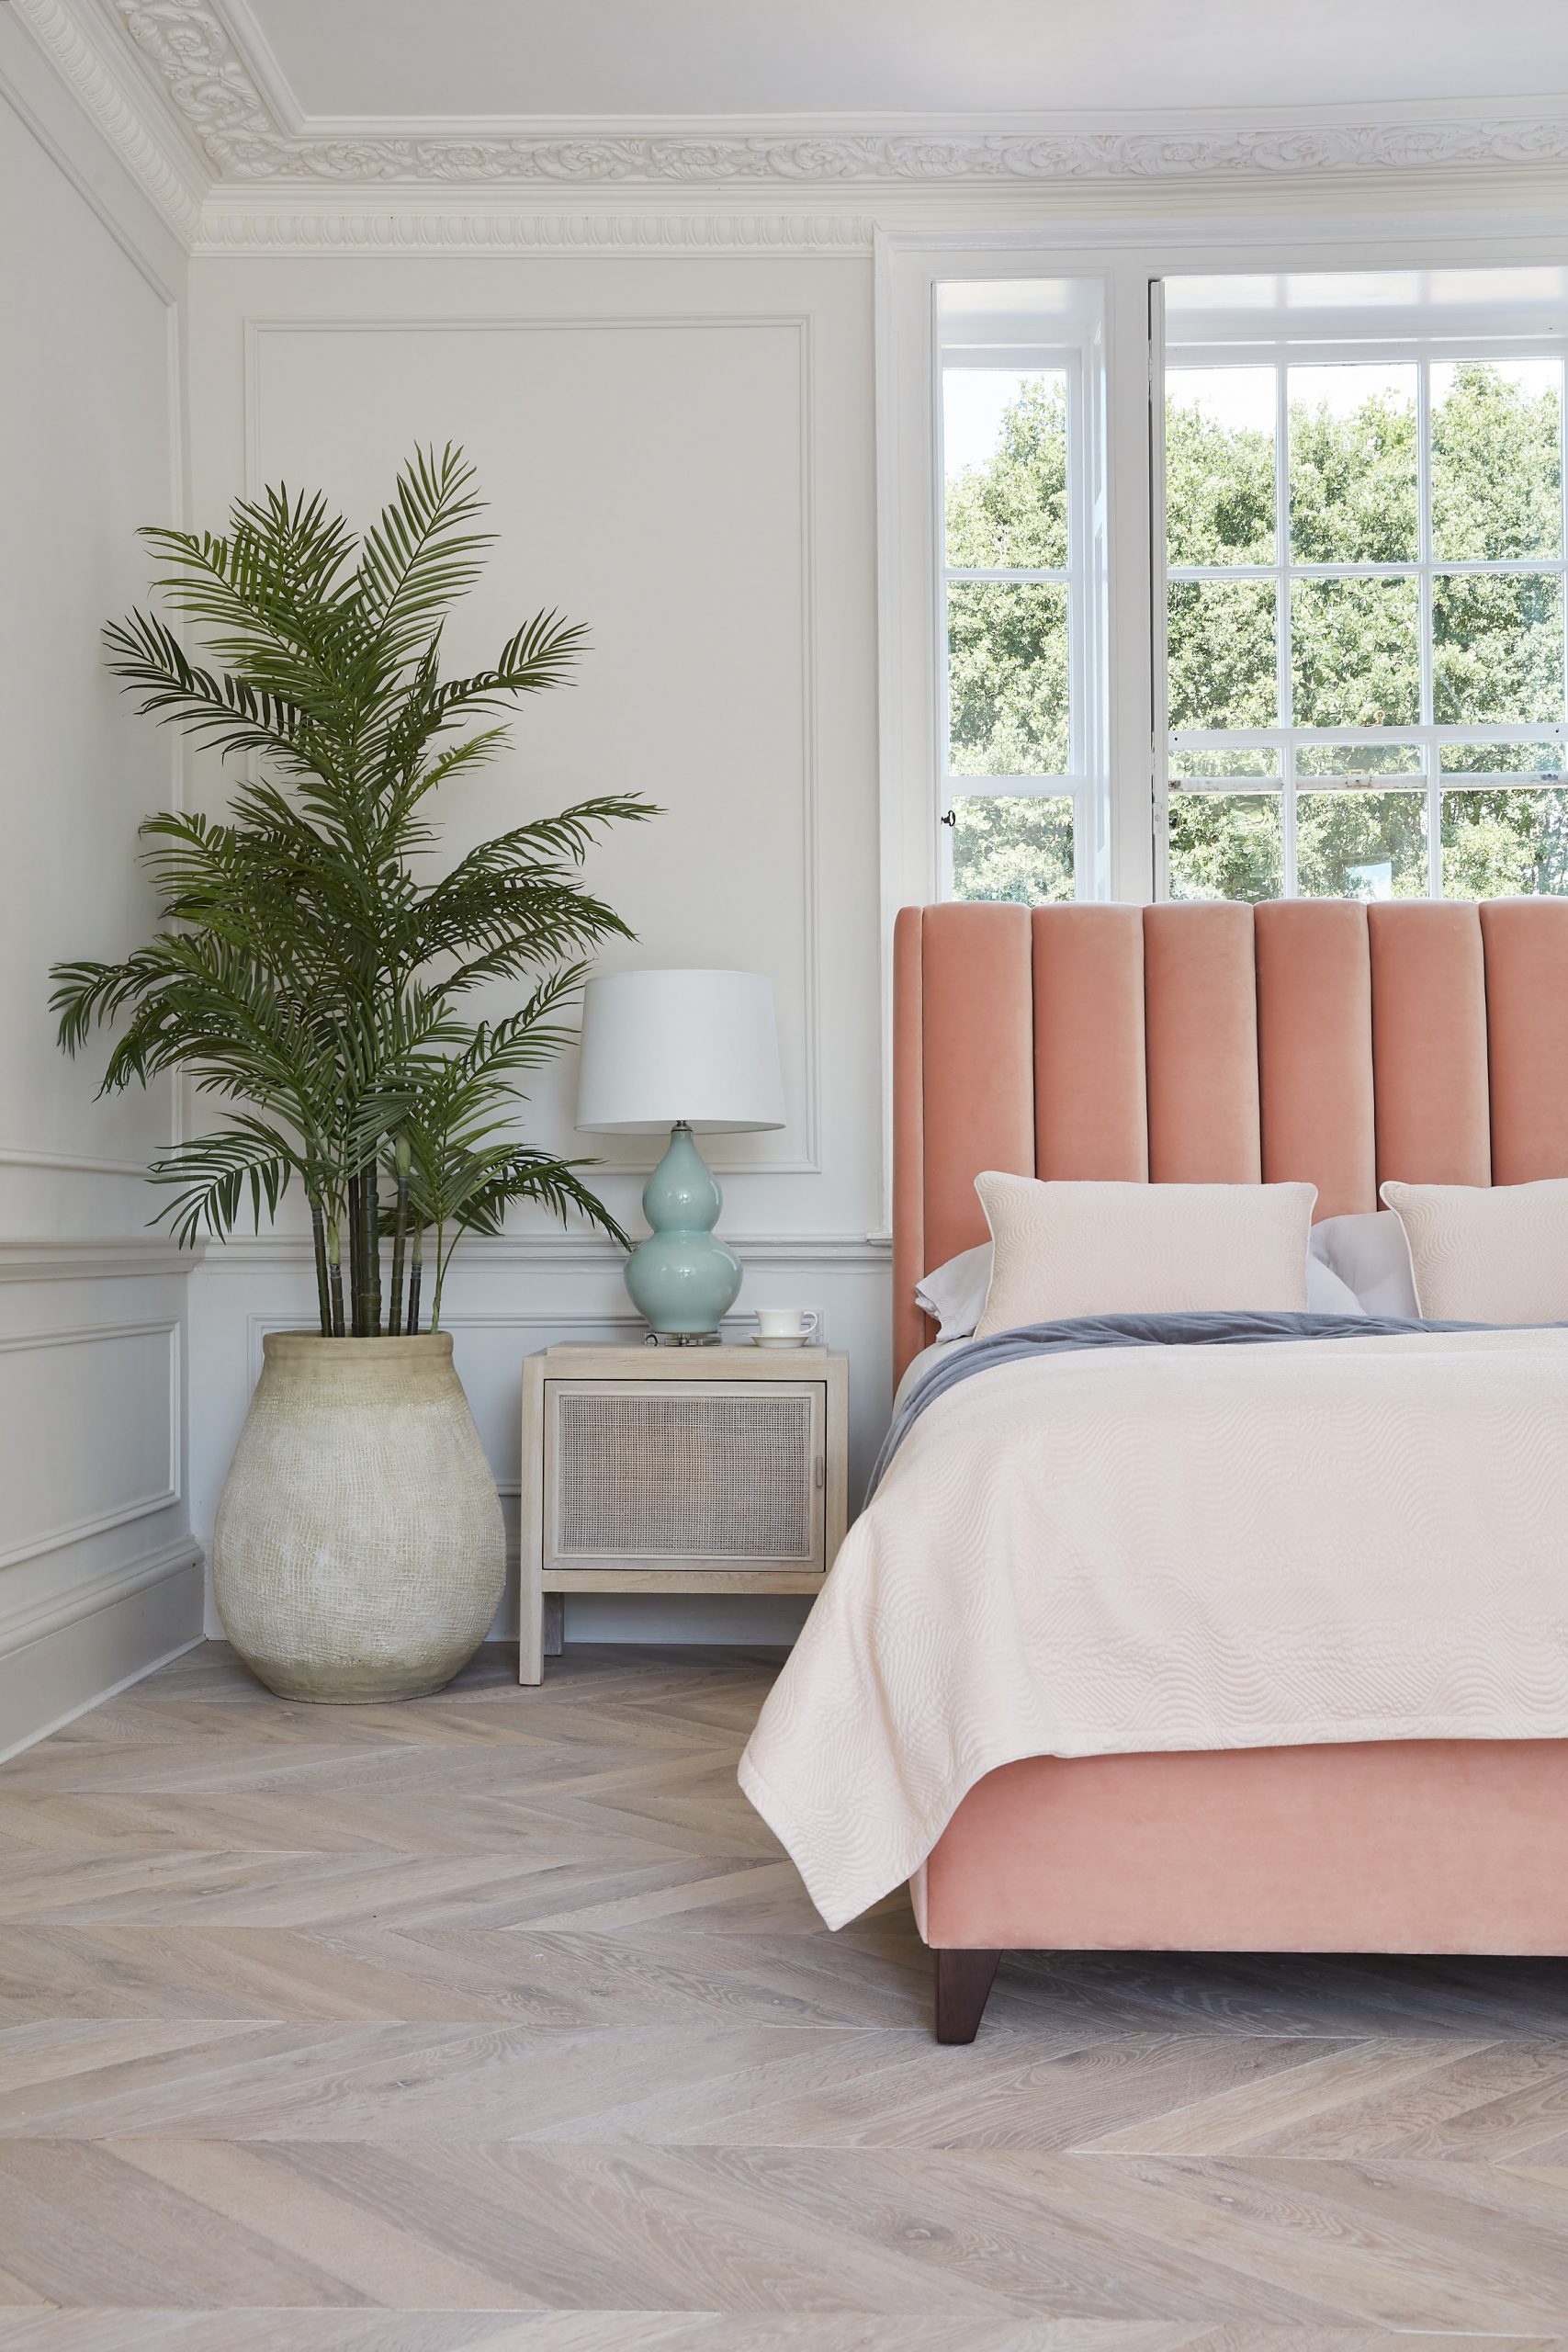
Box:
left=0, top=1538, right=205, bottom=1763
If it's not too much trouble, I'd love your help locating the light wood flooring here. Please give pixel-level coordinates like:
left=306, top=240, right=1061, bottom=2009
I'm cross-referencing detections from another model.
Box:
left=6, top=1644, right=1568, bottom=2346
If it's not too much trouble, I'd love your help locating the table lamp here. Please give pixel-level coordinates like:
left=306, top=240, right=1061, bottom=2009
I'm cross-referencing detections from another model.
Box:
left=575, top=968, right=785, bottom=1343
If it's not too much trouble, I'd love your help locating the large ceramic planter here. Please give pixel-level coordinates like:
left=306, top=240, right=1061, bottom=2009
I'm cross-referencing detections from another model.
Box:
left=213, top=1332, right=505, bottom=1702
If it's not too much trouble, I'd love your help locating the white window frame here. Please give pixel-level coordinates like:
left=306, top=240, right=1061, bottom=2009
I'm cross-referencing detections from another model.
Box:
left=1162, top=325, right=1568, bottom=899
left=874, top=218, right=1568, bottom=1218
left=935, top=327, right=1094, bottom=896
left=876, top=234, right=1139, bottom=949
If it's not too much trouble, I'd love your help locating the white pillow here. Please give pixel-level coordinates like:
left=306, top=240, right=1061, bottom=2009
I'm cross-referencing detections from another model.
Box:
left=1310, top=1209, right=1419, bottom=1319
left=914, top=1241, right=991, bottom=1339
left=1380, top=1178, right=1568, bottom=1323
left=972, top=1175, right=1316, bottom=1336
left=1307, top=1255, right=1364, bottom=1317
left=919, top=1234, right=1362, bottom=1339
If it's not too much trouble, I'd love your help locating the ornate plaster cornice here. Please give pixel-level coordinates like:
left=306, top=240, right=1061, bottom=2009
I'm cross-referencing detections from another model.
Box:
left=199, top=121, right=1568, bottom=190
left=14, top=0, right=1568, bottom=254
left=191, top=206, right=880, bottom=255
left=8, top=0, right=205, bottom=238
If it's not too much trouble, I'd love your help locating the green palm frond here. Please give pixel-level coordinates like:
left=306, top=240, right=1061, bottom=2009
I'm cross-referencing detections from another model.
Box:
left=352, top=445, right=491, bottom=677
left=146, top=1122, right=299, bottom=1248
left=53, top=446, right=653, bottom=1335
left=451, top=1148, right=629, bottom=1246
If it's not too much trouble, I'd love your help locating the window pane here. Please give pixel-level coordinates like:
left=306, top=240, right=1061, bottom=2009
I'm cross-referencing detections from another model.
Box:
left=1439, top=739, right=1567, bottom=777
left=1296, top=791, right=1427, bottom=899
left=1431, top=360, right=1562, bottom=560
left=944, top=368, right=1068, bottom=570
left=1433, top=574, right=1564, bottom=726
left=1168, top=790, right=1282, bottom=901
left=1442, top=787, right=1568, bottom=896
left=947, top=582, right=1068, bottom=775
left=1291, top=578, right=1419, bottom=727
left=1167, top=581, right=1276, bottom=730
left=1169, top=744, right=1280, bottom=780
left=949, top=794, right=1074, bottom=904
left=1290, top=365, right=1418, bottom=563
left=1165, top=368, right=1275, bottom=565
left=1295, top=741, right=1424, bottom=779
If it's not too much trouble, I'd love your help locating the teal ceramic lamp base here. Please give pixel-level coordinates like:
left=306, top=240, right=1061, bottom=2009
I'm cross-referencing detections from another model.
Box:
left=623, top=1123, right=741, bottom=1343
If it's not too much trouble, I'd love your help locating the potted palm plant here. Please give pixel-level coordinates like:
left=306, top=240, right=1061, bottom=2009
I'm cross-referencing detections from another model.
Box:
left=53, top=447, right=651, bottom=1702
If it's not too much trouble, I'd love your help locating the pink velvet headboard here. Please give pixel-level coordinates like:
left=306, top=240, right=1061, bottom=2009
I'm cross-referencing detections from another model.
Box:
left=893, top=899, right=1568, bottom=1381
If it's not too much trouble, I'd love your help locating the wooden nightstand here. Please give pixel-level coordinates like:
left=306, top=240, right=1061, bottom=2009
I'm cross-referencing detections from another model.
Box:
left=519, top=1343, right=849, bottom=1682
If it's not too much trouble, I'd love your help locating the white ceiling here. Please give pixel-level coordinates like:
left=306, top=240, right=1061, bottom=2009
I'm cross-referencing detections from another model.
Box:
left=238, top=0, right=1568, bottom=125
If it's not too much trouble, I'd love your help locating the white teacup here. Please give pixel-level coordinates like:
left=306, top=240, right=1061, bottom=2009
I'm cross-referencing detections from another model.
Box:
left=753, top=1307, right=819, bottom=1341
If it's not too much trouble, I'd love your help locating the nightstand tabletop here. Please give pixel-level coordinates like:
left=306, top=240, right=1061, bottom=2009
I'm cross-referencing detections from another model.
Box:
left=536, top=1342, right=846, bottom=1380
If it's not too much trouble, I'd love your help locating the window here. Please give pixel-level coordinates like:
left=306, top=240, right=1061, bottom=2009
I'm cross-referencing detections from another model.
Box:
left=1161, top=272, right=1568, bottom=902
left=938, top=287, right=1094, bottom=904
left=877, top=255, right=1108, bottom=927
left=879, top=244, right=1568, bottom=920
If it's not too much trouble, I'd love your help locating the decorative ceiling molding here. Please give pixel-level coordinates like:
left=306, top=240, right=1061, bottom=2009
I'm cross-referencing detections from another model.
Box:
left=9, top=0, right=205, bottom=237
left=180, top=119, right=1568, bottom=187
left=192, top=207, right=879, bottom=255
left=14, top=0, right=1568, bottom=254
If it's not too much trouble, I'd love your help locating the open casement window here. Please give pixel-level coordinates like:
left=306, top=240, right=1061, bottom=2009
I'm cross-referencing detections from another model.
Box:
left=936, top=284, right=1103, bottom=906
left=877, top=247, right=1111, bottom=926
left=1159, top=271, right=1568, bottom=902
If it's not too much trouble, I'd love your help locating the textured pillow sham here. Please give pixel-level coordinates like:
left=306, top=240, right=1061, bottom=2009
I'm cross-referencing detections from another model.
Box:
left=1380, top=1178, right=1568, bottom=1323
left=972, top=1174, right=1316, bottom=1336
left=1310, top=1209, right=1419, bottom=1319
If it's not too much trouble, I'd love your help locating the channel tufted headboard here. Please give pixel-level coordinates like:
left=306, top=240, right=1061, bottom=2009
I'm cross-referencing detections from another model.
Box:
left=893, top=898, right=1568, bottom=1381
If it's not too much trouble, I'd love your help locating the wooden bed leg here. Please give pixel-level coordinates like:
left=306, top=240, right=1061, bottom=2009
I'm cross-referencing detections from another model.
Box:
left=934, top=1947, right=1001, bottom=2043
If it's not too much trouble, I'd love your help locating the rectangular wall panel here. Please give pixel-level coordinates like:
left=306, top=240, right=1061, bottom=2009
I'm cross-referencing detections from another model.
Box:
left=0, top=1325, right=175, bottom=1570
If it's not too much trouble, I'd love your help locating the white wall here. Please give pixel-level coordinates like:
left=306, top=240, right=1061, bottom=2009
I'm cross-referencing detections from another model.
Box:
left=0, top=19, right=201, bottom=1751
left=184, top=250, right=893, bottom=1644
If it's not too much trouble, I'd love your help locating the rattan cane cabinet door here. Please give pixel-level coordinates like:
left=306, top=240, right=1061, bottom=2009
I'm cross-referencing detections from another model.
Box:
left=543, top=1379, right=826, bottom=1575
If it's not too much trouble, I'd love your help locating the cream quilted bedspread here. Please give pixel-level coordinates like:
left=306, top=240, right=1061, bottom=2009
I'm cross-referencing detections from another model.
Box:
left=739, top=1328, right=1568, bottom=1929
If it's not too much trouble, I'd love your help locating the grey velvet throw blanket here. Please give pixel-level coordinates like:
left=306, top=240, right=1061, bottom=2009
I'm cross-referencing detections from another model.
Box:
left=870, top=1311, right=1483, bottom=1496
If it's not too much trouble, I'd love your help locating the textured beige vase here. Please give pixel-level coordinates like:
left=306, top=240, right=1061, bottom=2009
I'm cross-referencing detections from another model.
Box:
left=213, top=1332, right=505, bottom=1702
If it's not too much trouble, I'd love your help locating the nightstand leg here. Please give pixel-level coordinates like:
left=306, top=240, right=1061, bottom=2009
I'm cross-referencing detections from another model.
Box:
left=543, top=1594, right=564, bottom=1657
left=519, top=1553, right=544, bottom=1687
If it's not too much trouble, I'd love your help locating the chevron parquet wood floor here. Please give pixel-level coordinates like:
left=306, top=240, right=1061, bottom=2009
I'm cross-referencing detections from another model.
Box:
left=5, top=1644, right=1568, bottom=2347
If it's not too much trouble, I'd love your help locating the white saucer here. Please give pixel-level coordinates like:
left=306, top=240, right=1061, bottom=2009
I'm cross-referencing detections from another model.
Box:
left=751, top=1334, right=814, bottom=1349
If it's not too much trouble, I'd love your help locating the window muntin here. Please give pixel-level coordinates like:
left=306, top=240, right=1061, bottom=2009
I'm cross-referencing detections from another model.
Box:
left=1164, top=337, right=1568, bottom=903
left=938, top=289, right=1100, bottom=907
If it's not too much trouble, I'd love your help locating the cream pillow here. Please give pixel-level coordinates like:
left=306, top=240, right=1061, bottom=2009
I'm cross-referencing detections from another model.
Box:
left=1379, top=1178, right=1568, bottom=1323
left=972, top=1175, right=1316, bottom=1336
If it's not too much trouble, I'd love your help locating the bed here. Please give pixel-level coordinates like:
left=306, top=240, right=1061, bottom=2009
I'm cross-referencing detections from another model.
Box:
left=741, top=896, right=1568, bottom=2041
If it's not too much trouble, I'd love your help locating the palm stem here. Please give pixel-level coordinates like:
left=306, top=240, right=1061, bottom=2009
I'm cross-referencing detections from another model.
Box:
left=310, top=1203, right=332, bottom=1336
left=326, top=1216, right=345, bottom=1338
left=346, top=1171, right=364, bottom=1335
left=388, top=1140, right=410, bottom=1335
left=362, top=1159, right=381, bottom=1334
left=407, top=1226, right=423, bottom=1335
left=430, top=1217, right=449, bottom=1332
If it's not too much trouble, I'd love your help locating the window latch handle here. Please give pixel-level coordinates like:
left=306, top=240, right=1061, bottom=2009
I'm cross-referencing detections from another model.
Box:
left=940, top=810, right=956, bottom=828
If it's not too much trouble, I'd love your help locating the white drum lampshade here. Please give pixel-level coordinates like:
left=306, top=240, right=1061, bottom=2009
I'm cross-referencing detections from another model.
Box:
left=575, top=970, right=785, bottom=1341
left=575, top=969, right=784, bottom=1136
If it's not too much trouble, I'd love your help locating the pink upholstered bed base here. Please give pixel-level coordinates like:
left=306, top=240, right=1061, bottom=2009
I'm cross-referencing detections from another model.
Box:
left=894, top=899, right=1568, bottom=1970
left=912, top=1741, right=1568, bottom=1955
